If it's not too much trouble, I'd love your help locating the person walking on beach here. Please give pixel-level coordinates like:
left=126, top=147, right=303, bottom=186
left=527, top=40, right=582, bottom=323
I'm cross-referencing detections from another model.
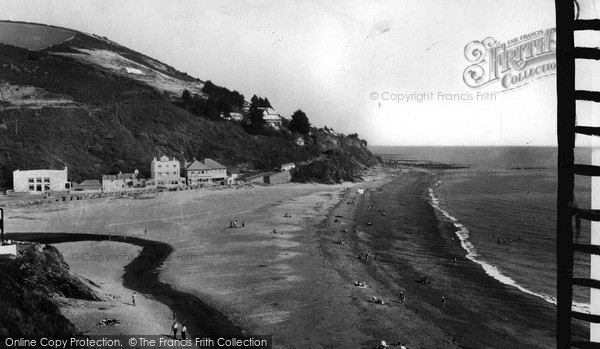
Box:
left=132, top=292, right=136, bottom=306
left=144, top=228, right=147, bottom=235
left=441, top=296, right=446, bottom=308
left=399, top=291, right=406, bottom=305
left=242, top=220, right=245, bottom=227
left=181, top=323, right=187, bottom=340
left=172, top=321, right=179, bottom=339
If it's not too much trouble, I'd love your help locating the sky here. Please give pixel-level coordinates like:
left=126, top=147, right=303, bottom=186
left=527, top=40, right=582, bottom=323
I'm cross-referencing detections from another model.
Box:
left=0, top=0, right=572, bottom=146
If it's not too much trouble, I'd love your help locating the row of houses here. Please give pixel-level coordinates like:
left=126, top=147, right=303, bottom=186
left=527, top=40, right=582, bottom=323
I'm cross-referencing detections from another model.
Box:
left=11, top=156, right=239, bottom=194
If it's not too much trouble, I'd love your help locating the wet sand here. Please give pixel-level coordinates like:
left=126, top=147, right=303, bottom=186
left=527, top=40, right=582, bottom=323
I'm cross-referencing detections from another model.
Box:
left=341, top=177, right=557, bottom=348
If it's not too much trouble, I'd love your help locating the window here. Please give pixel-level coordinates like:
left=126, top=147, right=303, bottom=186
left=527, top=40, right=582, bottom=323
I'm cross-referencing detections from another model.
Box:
left=29, top=184, right=34, bottom=191
left=36, top=178, right=42, bottom=182
left=36, top=184, right=42, bottom=191
left=44, top=184, right=50, bottom=191
left=158, top=165, right=162, bottom=168
left=44, top=177, right=50, bottom=183
left=28, top=178, right=34, bottom=183
left=65, top=183, right=71, bottom=189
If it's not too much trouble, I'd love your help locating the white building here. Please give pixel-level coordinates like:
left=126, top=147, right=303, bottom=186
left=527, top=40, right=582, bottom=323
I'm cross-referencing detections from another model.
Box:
left=183, top=159, right=212, bottom=187
left=150, top=156, right=185, bottom=188
left=227, top=112, right=245, bottom=122
left=260, top=107, right=284, bottom=129
left=280, top=163, right=296, bottom=171
left=204, top=159, right=228, bottom=183
left=13, top=167, right=71, bottom=193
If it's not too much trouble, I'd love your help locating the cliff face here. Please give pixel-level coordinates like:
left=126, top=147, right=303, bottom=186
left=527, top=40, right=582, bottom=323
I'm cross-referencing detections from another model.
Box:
left=293, top=132, right=379, bottom=184
left=0, top=243, right=98, bottom=338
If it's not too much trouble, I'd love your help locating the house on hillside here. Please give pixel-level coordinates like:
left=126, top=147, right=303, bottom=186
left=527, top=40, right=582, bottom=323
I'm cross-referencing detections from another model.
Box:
left=102, top=170, right=145, bottom=191
left=122, top=67, right=144, bottom=75
left=280, top=163, right=296, bottom=171
left=183, top=159, right=212, bottom=187
left=149, top=156, right=185, bottom=189
left=13, top=167, right=71, bottom=193
left=295, top=137, right=305, bottom=146
left=227, top=112, right=245, bottom=122
left=260, top=107, right=284, bottom=129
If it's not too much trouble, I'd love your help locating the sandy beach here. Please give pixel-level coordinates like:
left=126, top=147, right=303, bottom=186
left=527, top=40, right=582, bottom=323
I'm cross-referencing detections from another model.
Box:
left=54, top=240, right=174, bottom=337
left=4, top=179, right=388, bottom=346
left=4, top=170, right=571, bottom=348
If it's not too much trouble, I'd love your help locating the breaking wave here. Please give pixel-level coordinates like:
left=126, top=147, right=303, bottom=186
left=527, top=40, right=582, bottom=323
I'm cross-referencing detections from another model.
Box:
left=427, top=183, right=589, bottom=314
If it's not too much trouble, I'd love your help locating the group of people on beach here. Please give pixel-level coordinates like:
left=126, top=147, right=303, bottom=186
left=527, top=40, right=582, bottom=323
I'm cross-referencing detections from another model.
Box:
left=358, top=251, right=378, bottom=261
left=172, top=319, right=187, bottom=340
left=228, top=219, right=245, bottom=228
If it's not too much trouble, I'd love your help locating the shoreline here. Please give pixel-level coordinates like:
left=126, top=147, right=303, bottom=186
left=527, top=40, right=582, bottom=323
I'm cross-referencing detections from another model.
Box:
left=309, top=173, right=574, bottom=348
left=429, top=184, right=591, bottom=313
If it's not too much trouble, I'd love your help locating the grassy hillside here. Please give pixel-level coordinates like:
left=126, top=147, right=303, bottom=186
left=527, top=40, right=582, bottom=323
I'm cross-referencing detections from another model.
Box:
left=0, top=21, right=75, bottom=50
left=0, top=22, right=378, bottom=189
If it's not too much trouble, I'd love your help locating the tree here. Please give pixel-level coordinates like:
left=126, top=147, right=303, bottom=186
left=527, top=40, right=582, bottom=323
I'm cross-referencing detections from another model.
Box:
left=288, top=110, right=311, bottom=135
left=181, top=89, right=192, bottom=107
left=247, top=105, right=266, bottom=131
left=264, top=98, right=272, bottom=109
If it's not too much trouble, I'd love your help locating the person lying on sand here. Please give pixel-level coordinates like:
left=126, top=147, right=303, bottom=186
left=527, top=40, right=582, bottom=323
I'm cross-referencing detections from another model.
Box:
left=354, top=281, right=369, bottom=288
left=371, top=296, right=385, bottom=305
left=416, top=275, right=430, bottom=284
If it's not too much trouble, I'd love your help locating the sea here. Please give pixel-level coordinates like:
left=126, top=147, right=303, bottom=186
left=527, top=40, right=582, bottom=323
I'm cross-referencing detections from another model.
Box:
left=370, top=146, right=592, bottom=311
